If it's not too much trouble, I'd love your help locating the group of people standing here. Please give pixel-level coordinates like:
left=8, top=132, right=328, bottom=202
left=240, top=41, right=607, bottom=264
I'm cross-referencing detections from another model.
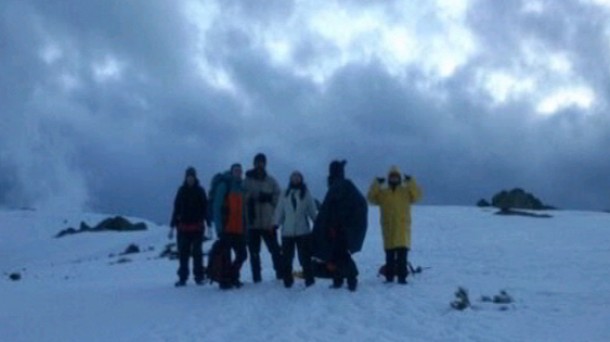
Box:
left=169, top=153, right=422, bottom=292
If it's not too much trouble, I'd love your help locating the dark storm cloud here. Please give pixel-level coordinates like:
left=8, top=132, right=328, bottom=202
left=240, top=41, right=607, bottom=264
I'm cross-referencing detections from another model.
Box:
left=0, top=0, right=246, bottom=217
left=1, top=0, right=610, bottom=222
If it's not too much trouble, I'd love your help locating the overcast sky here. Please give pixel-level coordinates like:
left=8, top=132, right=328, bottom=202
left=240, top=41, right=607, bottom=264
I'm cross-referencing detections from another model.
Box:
left=1, top=0, right=609, bottom=223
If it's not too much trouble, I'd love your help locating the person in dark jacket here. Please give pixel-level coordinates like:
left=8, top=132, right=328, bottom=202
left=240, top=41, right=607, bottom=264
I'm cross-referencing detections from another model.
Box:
left=213, top=163, right=248, bottom=290
left=244, top=153, right=283, bottom=283
left=169, top=166, right=209, bottom=287
left=312, top=160, right=368, bottom=292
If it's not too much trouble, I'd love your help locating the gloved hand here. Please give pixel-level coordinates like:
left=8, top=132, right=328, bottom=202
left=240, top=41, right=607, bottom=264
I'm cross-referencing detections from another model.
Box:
left=258, top=192, right=273, bottom=203
left=404, top=174, right=412, bottom=182
left=376, top=177, right=386, bottom=184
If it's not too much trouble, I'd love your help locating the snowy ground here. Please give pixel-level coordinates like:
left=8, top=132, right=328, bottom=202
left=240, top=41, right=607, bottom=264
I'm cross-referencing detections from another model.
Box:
left=1, top=206, right=609, bottom=342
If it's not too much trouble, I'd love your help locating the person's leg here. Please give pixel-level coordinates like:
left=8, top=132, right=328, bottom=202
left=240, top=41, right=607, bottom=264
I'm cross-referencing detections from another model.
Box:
left=332, top=230, right=357, bottom=292
left=296, top=234, right=315, bottom=286
left=217, top=235, right=233, bottom=290
left=396, top=247, right=409, bottom=284
left=247, top=230, right=262, bottom=282
left=176, top=232, right=190, bottom=286
left=262, top=229, right=283, bottom=279
left=330, top=231, right=345, bottom=289
left=385, top=249, right=396, bottom=282
left=232, top=234, right=248, bottom=288
left=345, top=251, right=359, bottom=292
left=192, top=232, right=204, bottom=284
left=281, top=237, right=296, bottom=288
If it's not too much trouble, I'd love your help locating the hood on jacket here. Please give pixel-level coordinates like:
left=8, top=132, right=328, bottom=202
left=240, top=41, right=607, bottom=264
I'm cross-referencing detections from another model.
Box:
left=327, top=160, right=347, bottom=187
left=183, top=166, right=201, bottom=187
left=387, top=166, right=402, bottom=186
left=387, top=165, right=402, bottom=178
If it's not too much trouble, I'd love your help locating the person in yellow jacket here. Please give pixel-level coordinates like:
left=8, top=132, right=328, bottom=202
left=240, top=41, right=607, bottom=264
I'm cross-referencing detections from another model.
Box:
left=367, top=166, right=422, bottom=284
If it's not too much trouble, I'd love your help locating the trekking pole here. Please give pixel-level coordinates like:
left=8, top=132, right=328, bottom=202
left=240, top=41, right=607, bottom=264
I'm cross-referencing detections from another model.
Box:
left=408, top=262, right=430, bottom=275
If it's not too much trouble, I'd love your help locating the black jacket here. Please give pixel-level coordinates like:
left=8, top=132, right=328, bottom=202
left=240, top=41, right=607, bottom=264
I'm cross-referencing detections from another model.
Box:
left=171, top=181, right=208, bottom=227
left=312, top=178, right=368, bottom=261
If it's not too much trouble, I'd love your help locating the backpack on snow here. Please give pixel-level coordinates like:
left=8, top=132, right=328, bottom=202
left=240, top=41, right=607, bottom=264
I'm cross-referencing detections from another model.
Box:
left=206, top=240, right=231, bottom=284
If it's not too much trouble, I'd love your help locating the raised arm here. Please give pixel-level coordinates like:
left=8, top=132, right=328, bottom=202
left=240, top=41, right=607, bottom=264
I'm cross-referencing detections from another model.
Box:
left=367, top=178, right=384, bottom=206
left=405, top=177, right=422, bottom=203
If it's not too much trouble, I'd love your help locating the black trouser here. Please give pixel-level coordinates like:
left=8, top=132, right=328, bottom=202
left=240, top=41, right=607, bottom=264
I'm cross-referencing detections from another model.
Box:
left=248, top=229, right=283, bottom=281
left=282, top=234, right=314, bottom=285
left=219, top=233, right=248, bottom=282
left=331, top=230, right=358, bottom=287
left=385, top=247, right=409, bottom=281
left=177, top=231, right=204, bottom=282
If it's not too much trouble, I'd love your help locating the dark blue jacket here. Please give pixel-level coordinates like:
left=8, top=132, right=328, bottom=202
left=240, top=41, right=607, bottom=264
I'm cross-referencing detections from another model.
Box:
left=312, top=178, right=368, bottom=261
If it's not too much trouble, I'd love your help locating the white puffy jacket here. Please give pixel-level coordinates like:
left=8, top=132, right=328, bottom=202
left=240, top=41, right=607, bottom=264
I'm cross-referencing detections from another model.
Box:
left=274, top=188, right=317, bottom=237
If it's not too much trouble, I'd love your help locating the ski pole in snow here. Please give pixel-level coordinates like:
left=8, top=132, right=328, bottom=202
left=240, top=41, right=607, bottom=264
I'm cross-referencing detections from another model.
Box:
left=408, top=262, right=430, bottom=275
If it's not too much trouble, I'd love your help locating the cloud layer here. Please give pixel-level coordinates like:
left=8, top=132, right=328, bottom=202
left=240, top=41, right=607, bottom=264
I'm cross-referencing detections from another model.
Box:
left=1, top=0, right=609, bottom=222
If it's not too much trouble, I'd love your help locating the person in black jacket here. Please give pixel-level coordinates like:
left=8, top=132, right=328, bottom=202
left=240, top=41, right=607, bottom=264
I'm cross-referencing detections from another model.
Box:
left=312, top=160, right=368, bottom=292
left=170, top=166, right=209, bottom=287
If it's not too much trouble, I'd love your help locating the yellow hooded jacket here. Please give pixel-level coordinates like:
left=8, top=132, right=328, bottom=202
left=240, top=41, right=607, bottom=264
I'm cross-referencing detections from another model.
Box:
left=367, top=166, right=422, bottom=250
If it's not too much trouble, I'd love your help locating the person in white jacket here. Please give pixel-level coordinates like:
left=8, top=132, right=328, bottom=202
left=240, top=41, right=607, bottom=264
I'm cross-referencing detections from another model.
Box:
left=274, top=171, right=318, bottom=288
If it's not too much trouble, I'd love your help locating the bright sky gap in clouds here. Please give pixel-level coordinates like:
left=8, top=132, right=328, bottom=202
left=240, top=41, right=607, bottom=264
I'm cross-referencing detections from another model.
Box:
left=0, top=0, right=609, bottom=222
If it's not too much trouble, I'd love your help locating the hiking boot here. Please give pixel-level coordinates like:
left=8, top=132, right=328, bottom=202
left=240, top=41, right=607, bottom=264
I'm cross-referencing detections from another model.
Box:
left=347, top=277, right=358, bottom=292
left=253, top=274, right=262, bottom=283
left=305, top=278, right=315, bottom=287
left=330, top=278, right=344, bottom=289
left=284, top=277, right=294, bottom=288
left=174, top=280, right=187, bottom=287
left=219, top=281, right=233, bottom=290
left=195, top=279, right=205, bottom=286
left=232, top=279, right=244, bottom=289
left=397, top=277, right=408, bottom=285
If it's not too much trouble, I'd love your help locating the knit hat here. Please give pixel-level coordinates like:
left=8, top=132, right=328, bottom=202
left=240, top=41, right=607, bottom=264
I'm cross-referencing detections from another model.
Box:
left=185, top=166, right=197, bottom=178
left=329, top=160, right=347, bottom=179
left=254, top=153, right=267, bottom=165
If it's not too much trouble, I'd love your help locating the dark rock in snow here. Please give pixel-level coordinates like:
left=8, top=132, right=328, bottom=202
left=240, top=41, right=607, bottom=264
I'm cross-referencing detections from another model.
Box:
left=159, top=243, right=179, bottom=260
left=110, top=257, right=132, bottom=265
left=121, top=244, right=140, bottom=255
left=451, top=287, right=471, bottom=311
left=55, top=227, right=78, bottom=238
left=477, top=199, right=491, bottom=207
left=491, top=188, right=553, bottom=211
left=9, top=272, right=21, bottom=281
left=55, top=216, right=148, bottom=238
left=492, top=290, right=514, bottom=304
left=94, top=216, right=147, bottom=232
